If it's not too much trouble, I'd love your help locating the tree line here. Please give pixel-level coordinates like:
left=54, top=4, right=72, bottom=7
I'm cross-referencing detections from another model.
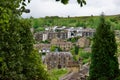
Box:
left=31, top=15, right=120, bottom=32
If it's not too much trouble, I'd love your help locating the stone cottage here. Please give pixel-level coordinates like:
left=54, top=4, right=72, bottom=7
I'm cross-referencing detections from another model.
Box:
left=76, top=37, right=90, bottom=48
left=44, top=52, right=73, bottom=70
left=51, top=38, right=73, bottom=51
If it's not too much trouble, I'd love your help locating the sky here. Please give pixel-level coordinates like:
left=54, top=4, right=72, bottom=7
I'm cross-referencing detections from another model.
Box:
left=22, top=0, right=120, bottom=18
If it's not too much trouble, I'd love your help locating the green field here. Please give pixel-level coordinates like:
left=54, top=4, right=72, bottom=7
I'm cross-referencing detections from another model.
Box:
left=49, top=68, right=68, bottom=80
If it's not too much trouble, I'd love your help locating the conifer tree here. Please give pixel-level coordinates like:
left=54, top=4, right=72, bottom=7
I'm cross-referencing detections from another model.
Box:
left=89, top=13, right=119, bottom=80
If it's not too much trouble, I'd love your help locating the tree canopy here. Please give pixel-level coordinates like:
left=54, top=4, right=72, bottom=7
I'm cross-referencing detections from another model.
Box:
left=0, top=0, right=50, bottom=79
left=89, top=14, right=119, bottom=80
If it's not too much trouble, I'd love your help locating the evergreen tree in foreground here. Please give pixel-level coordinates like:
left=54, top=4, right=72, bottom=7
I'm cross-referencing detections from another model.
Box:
left=0, top=1, right=50, bottom=80
left=89, top=14, right=119, bottom=80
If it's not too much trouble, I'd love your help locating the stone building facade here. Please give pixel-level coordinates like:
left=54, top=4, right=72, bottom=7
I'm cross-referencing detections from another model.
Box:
left=82, top=28, right=95, bottom=37
left=65, top=27, right=95, bottom=38
left=34, top=38, right=73, bottom=52
left=44, top=52, right=73, bottom=70
left=34, top=43, right=51, bottom=50
left=34, top=43, right=51, bottom=53
left=34, top=32, right=43, bottom=42
left=51, top=38, right=73, bottom=51
left=34, top=31, right=68, bottom=42
left=76, top=37, right=90, bottom=48
left=34, top=27, right=95, bottom=42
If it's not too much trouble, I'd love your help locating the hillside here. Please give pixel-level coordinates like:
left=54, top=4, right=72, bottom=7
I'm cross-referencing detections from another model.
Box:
left=30, top=15, right=120, bottom=32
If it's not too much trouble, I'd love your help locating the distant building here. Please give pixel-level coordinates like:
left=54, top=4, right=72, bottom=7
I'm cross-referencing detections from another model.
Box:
left=34, top=27, right=95, bottom=42
left=47, top=32, right=58, bottom=40
left=34, top=32, right=43, bottom=42
left=82, top=28, right=95, bottom=37
left=34, top=43, right=51, bottom=53
left=76, top=37, right=90, bottom=48
left=65, top=27, right=95, bottom=38
left=44, top=52, right=73, bottom=70
left=57, top=31, right=68, bottom=39
left=43, top=33, right=48, bottom=41
left=34, top=31, right=68, bottom=41
left=51, top=38, right=73, bottom=51
left=34, top=37, right=72, bottom=52
left=67, top=61, right=80, bottom=72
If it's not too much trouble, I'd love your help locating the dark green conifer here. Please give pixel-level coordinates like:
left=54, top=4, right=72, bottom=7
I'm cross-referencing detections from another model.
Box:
left=89, top=13, right=119, bottom=80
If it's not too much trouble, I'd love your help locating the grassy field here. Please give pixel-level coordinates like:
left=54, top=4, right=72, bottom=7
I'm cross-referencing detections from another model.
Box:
left=49, top=68, right=68, bottom=80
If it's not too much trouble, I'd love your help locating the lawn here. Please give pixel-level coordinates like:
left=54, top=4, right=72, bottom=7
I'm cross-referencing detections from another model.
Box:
left=49, top=68, right=68, bottom=80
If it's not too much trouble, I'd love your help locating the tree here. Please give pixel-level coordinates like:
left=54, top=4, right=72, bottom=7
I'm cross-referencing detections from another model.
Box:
left=56, top=0, right=86, bottom=6
left=0, top=1, right=50, bottom=80
left=89, top=13, right=119, bottom=80
left=74, top=45, right=79, bottom=55
left=50, top=46, right=62, bottom=52
left=0, top=0, right=87, bottom=79
left=19, top=19, right=50, bottom=80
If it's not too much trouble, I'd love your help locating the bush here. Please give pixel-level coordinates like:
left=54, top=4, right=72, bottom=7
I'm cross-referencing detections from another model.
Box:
left=83, top=58, right=90, bottom=64
left=49, top=69, right=68, bottom=80
left=79, top=51, right=91, bottom=59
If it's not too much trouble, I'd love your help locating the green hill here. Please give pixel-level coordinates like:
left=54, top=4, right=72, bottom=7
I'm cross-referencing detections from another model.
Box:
left=30, top=15, right=120, bottom=32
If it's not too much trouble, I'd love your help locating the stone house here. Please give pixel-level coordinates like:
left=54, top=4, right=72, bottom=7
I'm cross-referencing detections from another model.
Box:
left=57, top=31, right=68, bottom=39
left=67, top=61, right=80, bottom=72
left=44, top=52, right=73, bottom=70
left=47, top=32, right=58, bottom=40
left=34, top=32, right=43, bottom=42
left=34, top=43, right=51, bottom=49
left=76, top=37, right=90, bottom=48
left=65, top=27, right=95, bottom=38
left=34, top=38, right=73, bottom=52
left=34, top=31, right=68, bottom=42
left=51, top=38, right=73, bottom=51
left=82, top=28, right=95, bottom=37
left=34, top=43, right=51, bottom=52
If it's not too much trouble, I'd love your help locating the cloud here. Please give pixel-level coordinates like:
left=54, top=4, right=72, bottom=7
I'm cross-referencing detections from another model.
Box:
left=22, top=0, right=120, bottom=18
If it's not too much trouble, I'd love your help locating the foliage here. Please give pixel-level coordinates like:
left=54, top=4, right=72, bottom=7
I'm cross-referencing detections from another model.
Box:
left=89, top=14, right=119, bottom=80
left=70, top=45, right=79, bottom=55
left=49, top=68, right=68, bottom=80
left=24, top=50, right=50, bottom=80
left=74, top=45, right=79, bottom=55
left=71, top=46, right=91, bottom=62
left=116, top=37, right=120, bottom=56
left=73, top=55, right=78, bottom=61
left=56, top=0, right=86, bottom=6
left=79, top=51, right=91, bottom=59
left=31, top=15, right=120, bottom=32
left=50, top=46, right=62, bottom=52
left=0, top=1, right=50, bottom=80
left=79, top=49, right=91, bottom=64
left=115, top=74, right=120, bottom=80
left=67, top=37, right=79, bottom=43
left=19, top=19, right=50, bottom=80
left=41, top=40, right=50, bottom=44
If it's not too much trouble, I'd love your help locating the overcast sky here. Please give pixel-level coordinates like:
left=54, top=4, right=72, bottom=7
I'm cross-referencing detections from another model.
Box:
left=22, top=0, right=120, bottom=18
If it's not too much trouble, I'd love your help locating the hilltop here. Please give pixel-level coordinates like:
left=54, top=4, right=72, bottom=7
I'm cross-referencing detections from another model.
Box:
left=30, top=14, right=120, bottom=32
